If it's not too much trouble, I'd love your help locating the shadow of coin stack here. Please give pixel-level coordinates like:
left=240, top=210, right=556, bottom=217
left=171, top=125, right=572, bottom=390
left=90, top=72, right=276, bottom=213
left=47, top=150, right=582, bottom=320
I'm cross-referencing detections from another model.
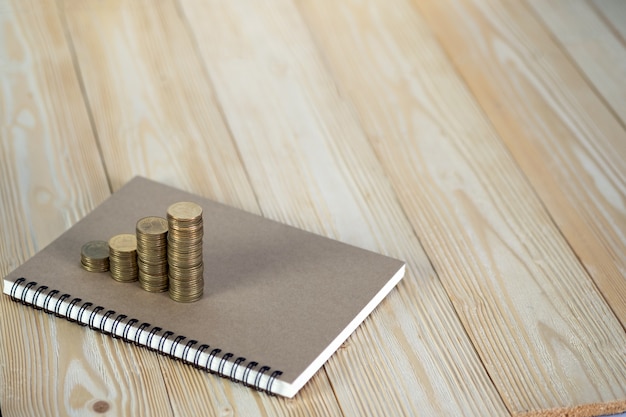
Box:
left=136, top=216, right=169, bottom=292
left=166, top=202, right=204, bottom=302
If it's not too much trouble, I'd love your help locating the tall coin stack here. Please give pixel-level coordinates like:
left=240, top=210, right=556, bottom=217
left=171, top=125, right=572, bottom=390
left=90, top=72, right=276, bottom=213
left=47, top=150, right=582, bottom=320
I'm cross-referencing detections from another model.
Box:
left=108, top=234, right=139, bottom=282
left=136, top=216, right=169, bottom=292
left=166, top=202, right=204, bottom=302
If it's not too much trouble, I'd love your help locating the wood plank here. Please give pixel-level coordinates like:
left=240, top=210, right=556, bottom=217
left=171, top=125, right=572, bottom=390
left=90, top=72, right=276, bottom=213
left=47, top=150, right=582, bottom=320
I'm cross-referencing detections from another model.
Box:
left=178, top=0, right=509, bottom=415
left=0, top=1, right=173, bottom=416
left=416, top=0, right=626, bottom=329
left=60, top=0, right=257, bottom=213
left=60, top=0, right=343, bottom=415
left=593, top=0, right=626, bottom=42
left=297, top=0, right=626, bottom=415
left=528, top=0, right=626, bottom=126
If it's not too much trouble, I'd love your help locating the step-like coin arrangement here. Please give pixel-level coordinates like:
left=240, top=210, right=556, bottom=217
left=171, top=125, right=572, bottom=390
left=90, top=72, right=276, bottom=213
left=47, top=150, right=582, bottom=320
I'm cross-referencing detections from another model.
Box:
left=166, top=202, right=204, bottom=303
left=80, top=202, right=205, bottom=303
left=136, top=216, right=169, bottom=292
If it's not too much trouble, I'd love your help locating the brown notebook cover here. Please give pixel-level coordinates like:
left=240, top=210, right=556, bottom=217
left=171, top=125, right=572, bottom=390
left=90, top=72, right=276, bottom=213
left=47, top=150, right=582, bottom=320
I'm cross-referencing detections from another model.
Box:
left=3, top=177, right=405, bottom=397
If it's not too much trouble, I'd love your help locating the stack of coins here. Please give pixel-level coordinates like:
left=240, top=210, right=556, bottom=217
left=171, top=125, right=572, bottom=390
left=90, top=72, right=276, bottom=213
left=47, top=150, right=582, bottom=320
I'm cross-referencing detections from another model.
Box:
left=167, top=202, right=204, bottom=302
left=136, top=216, right=169, bottom=292
left=108, top=234, right=139, bottom=282
left=80, top=240, right=110, bottom=272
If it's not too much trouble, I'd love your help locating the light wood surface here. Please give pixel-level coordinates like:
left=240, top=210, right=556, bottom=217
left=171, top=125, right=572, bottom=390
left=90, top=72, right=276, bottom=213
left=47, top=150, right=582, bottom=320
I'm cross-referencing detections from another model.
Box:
left=528, top=0, right=626, bottom=126
left=1, top=1, right=625, bottom=416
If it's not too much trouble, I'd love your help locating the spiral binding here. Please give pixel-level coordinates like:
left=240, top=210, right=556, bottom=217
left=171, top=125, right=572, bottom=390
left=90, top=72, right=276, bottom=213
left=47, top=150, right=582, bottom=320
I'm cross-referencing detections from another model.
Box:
left=9, top=278, right=283, bottom=394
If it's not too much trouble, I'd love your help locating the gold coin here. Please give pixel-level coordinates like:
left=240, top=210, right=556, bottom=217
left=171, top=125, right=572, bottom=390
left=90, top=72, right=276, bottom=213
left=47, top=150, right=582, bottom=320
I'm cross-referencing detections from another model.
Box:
left=168, top=263, right=204, bottom=278
left=108, top=234, right=138, bottom=283
left=136, top=216, right=168, bottom=235
left=110, top=276, right=138, bottom=283
left=139, top=283, right=168, bottom=293
left=167, top=221, right=203, bottom=231
left=138, top=253, right=167, bottom=262
left=137, top=239, right=167, bottom=248
left=168, top=257, right=203, bottom=269
left=167, top=246, right=202, bottom=256
left=108, top=234, right=137, bottom=252
left=167, top=202, right=203, bottom=222
left=166, top=201, right=204, bottom=303
left=138, top=262, right=166, bottom=270
left=168, top=288, right=203, bottom=303
left=81, top=262, right=109, bottom=273
left=81, top=240, right=109, bottom=261
left=81, top=240, right=110, bottom=272
left=81, top=261, right=108, bottom=268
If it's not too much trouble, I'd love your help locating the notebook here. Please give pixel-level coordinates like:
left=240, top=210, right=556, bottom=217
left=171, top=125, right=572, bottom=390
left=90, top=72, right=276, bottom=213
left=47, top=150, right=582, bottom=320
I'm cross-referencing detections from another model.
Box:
left=3, top=177, right=405, bottom=398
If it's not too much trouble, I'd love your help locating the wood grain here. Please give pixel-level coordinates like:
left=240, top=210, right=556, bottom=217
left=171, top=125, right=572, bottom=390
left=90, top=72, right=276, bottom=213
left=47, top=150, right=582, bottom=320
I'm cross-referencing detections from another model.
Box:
left=592, top=0, right=626, bottom=42
left=60, top=0, right=343, bottom=415
left=297, top=0, right=626, bottom=415
left=528, top=0, right=626, bottom=126
left=0, top=1, right=172, bottom=416
left=60, top=0, right=258, bottom=214
left=178, top=0, right=509, bottom=415
left=415, top=0, right=626, bottom=331
left=2, top=0, right=626, bottom=415
left=0, top=1, right=108, bottom=257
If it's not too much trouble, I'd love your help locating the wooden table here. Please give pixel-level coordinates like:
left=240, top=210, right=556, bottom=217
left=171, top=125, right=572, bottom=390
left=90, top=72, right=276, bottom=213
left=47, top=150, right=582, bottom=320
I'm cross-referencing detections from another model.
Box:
left=1, top=0, right=625, bottom=416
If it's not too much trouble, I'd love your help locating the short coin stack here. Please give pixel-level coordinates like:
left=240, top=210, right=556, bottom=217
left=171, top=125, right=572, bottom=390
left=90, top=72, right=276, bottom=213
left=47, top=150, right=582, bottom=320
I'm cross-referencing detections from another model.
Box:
left=166, top=202, right=204, bottom=302
left=136, top=216, right=169, bottom=292
left=108, top=234, right=139, bottom=282
left=80, top=240, right=110, bottom=272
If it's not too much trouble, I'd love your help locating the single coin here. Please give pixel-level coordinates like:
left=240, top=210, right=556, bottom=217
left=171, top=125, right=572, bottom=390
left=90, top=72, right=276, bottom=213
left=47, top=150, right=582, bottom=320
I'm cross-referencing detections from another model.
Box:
left=136, top=216, right=168, bottom=235
left=167, top=202, right=203, bottom=222
left=108, top=234, right=137, bottom=252
left=81, top=240, right=109, bottom=261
